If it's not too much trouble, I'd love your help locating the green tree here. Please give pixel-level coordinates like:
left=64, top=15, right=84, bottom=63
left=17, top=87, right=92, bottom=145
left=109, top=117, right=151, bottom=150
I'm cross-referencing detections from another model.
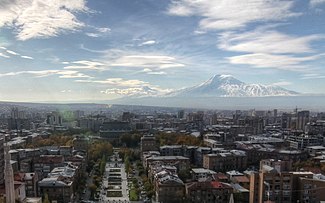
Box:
left=178, top=169, right=191, bottom=182
left=88, top=184, right=97, bottom=200
left=124, top=155, right=131, bottom=174
left=43, top=193, right=50, bottom=203
left=120, top=133, right=142, bottom=148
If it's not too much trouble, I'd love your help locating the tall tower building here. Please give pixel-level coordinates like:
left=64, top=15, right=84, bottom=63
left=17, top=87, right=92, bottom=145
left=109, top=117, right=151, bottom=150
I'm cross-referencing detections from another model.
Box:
left=0, top=136, right=4, bottom=185
left=4, top=144, right=15, bottom=203
left=297, top=110, right=310, bottom=131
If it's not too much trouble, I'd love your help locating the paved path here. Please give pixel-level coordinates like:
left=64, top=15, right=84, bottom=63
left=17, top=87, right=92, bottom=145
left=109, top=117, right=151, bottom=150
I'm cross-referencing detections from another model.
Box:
left=99, top=153, right=130, bottom=203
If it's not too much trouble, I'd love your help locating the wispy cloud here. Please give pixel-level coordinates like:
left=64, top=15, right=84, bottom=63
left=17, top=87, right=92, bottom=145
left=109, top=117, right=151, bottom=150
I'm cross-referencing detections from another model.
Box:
left=60, top=89, right=72, bottom=93
left=76, top=78, right=149, bottom=87
left=271, top=81, right=292, bottom=86
left=0, top=53, right=10, bottom=58
left=64, top=60, right=106, bottom=71
left=167, top=0, right=300, bottom=30
left=0, top=70, right=92, bottom=79
left=218, top=27, right=325, bottom=71
left=86, top=27, right=111, bottom=38
left=21, top=55, right=34, bottom=60
left=310, top=0, right=325, bottom=7
left=143, top=68, right=167, bottom=75
left=6, top=50, right=19, bottom=55
left=0, top=0, right=88, bottom=40
left=227, top=53, right=321, bottom=71
left=139, top=40, right=157, bottom=46
left=301, top=73, right=325, bottom=79
left=218, top=29, right=323, bottom=54
left=101, top=86, right=171, bottom=97
left=109, top=55, right=185, bottom=70
left=0, top=47, right=34, bottom=59
left=77, top=77, right=172, bottom=97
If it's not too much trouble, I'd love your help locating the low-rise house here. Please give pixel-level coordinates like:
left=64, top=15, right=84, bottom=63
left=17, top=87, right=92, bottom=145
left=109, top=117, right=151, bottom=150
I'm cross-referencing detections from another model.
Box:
left=191, top=168, right=216, bottom=181
left=14, top=172, right=39, bottom=197
left=38, top=176, right=74, bottom=203
left=154, top=170, right=185, bottom=203
left=185, top=181, right=233, bottom=203
left=145, top=156, right=190, bottom=171
left=33, top=155, right=64, bottom=179
left=203, top=150, right=247, bottom=172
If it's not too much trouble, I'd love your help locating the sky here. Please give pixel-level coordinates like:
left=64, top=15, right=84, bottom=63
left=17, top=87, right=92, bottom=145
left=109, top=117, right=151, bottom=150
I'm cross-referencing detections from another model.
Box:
left=0, top=0, right=325, bottom=102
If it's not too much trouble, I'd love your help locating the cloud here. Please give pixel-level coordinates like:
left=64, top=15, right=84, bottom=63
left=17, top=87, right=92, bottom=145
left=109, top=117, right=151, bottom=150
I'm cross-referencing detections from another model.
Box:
left=63, top=60, right=106, bottom=70
left=0, top=47, right=33, bottom=59
left=6, top=50, right=19, bottom=55
left=271, top=81, right=292, bottom=86
left=86, top=27, right=111, bottom=38
left=140, top=40, right=156, bottom=46
left=227, top=53, right=321, bottom=71
left=76, top=78, right=149, bottom=87
left=167, top=0, right=300, bottom=30
left=21, top=55, right=34, bottom=60
left=0, top=53, right=10, bottom=58
left=301, top=73, right=325, bottom=79
left=109, top=55, right=185, bottom=70
left=101, top=86, right=171, bottom=97
left=0, top=70, right=92, bottom=79
left=0, top=0, right=88, bottom=40
left=217, top=27, right=325, bottom=71
left=310, top=0, right=325, bottom=7
left=218, top=29, right=323, bottom=54
left=142, top=68, right=167, bottom=75
left=77, top=77, right=172, bottom=97
left=60, top=90, right=72, bottom=93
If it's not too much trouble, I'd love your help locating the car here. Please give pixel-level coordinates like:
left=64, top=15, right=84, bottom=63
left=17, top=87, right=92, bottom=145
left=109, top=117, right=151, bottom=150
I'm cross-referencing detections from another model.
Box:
left=144, top=199, right=150, bottom=203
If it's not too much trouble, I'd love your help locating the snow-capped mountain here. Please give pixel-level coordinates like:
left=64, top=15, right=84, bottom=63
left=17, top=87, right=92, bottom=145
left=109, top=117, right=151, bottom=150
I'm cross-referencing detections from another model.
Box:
left=167, top=74, right=299, bottom=97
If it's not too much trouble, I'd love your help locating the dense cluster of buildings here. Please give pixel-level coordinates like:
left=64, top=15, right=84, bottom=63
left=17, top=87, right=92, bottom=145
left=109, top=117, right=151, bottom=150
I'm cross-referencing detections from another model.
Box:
left=1, top=105, right=325, bottom=202
left=0, top=130, right=87, bottom=202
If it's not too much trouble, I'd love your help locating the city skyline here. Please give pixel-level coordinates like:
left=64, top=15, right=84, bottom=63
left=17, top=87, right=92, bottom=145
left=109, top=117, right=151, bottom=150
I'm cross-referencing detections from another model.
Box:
left=0, top=0, right=325, bottom=102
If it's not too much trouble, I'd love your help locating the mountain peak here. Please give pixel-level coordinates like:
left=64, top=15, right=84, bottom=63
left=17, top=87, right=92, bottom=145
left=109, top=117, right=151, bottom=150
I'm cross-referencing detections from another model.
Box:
left=170, top=74, right=299, bottom=97
left=210, top=74, right=234, bottom=80
left=203, top=74, right=243, bottom=86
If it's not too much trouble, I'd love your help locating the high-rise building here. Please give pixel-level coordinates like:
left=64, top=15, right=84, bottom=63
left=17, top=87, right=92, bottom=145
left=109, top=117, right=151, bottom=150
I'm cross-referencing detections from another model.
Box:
left=177, top=110, right=185, bottom=119
left=46, top=112, right=62, bottom=126
left=4, top=144, right=15, bottom=203
left=297, top=110, right=309, bottom=131
left=0, top=136, right=4, bottom=185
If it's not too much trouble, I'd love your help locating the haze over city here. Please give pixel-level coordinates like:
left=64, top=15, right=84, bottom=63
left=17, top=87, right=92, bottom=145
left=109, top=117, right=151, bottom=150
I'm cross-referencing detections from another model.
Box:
left=0, top=0, right=325, bottom=103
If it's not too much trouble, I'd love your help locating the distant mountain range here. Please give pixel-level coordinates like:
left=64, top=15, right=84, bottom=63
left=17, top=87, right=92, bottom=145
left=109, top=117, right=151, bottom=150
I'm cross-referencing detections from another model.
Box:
left=3, top=75, right=325, bottom=110
left=166, top=74, right=298, bottom=97
left=110, top=74, right=325, bottom=109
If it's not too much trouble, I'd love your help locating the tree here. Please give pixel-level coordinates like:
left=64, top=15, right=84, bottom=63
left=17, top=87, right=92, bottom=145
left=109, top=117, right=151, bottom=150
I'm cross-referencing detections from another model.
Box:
left=88, top=184, right=97, bottom=200
left=88, top=141, right=113, bottom=161
left=43, top=193, right=50, bottom=203
left=120, top=133, right=142, bottom=148
left=157, top=132, right=203, bottom=146
left=124, top=155, right=131, bottom=174
left=100, top=154, right=107, bottom=175
left=178, top=169, right=191, bottom=182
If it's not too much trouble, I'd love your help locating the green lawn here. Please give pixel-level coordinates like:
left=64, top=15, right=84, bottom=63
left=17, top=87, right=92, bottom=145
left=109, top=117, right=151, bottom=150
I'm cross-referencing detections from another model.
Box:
left=107, top=191, right=123, bottom=197
left=129, top=187, right=138, bottom=201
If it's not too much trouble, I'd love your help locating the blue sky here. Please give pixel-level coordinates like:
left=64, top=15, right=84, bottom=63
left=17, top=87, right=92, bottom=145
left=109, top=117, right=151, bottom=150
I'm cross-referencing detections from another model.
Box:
left=0, top=0, right=325, bottom=102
